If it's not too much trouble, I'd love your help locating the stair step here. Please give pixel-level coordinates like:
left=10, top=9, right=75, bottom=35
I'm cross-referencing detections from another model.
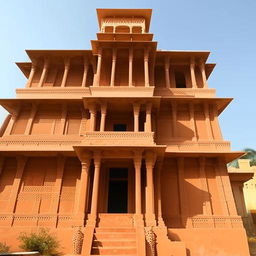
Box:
left=91, top=247, right=137, bottom=255
left=94, top=232, right=136, bottom=239
left=93, top=239, right=136, bottom=247
left=95, top=227, right=136, bottom=233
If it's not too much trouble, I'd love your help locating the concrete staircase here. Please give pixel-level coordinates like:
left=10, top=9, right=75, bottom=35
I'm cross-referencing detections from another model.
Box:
left=90, top=227, right=137, bottom=256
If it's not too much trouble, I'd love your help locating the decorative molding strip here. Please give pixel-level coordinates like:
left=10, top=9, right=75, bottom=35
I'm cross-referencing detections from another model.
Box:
left=154, top=88, right=216, bottom=98
left=0, top=135, right=82, bottom=151
left=162, top=140, right=230, bottom=152
left=82, top=131, right=155, bottom=146
left=16, top=87, right=91, bottom=99
left=89, top=86, right=154, bottom=97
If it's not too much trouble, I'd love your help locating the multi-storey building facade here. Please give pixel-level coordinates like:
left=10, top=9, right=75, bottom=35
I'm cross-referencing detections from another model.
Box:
left=0, top=9, right=250, bottom=256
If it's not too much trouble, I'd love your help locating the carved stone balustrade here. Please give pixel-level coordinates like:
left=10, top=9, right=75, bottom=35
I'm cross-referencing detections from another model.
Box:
left=82, top=131, right=155, bottom=146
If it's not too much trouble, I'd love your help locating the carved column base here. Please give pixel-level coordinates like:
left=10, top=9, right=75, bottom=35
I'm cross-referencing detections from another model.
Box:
left=133, top=214, right=144, bottom=227
left=157, top=217, right=165, bottom=227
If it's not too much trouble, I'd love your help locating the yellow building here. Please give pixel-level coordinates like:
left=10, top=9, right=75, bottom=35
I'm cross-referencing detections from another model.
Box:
left=229, top=159, right=256, bottom=234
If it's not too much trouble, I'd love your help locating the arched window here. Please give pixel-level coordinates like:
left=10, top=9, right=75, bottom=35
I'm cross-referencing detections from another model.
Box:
left=175, top=71, right=186, bottom=88
left=115, top=26, right=130, bottom=33
left=104, top=26, right=114, bottom=33
left=132, top=26, right=142, bottom=34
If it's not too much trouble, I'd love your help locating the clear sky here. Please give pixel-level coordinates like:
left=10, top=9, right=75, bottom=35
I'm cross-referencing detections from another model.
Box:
left=0, top=0, right=255, bottom=151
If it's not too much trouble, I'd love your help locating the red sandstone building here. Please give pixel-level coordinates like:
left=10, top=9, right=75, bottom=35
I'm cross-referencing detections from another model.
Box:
left=0, top=9, right=250, bottom=256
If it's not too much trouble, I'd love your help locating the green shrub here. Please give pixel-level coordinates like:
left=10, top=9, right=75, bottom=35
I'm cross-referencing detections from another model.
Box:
left=0, top=242, right=10, bottom=253
left=18, top=228, right=59, bottom=256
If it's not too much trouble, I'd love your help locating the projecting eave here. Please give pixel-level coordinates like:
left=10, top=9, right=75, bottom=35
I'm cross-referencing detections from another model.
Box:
left=25, top=49, right=94, bottom=63
left=97, top=9, right=152, bottom=32
left=16, top=62, right=32, bottom=78
left=164, top=151, right=245, bottom=164
left=0, top=98, right=83, bottom=115
left=160, top=97, right=232, bottom=115
left=156, top=50, right=210, bottom=62
left=91, top=40, right=157, bottom=54
left=228, top=171, right=254, bottom=182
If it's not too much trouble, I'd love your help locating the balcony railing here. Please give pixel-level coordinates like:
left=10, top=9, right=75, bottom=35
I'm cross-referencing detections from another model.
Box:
left=82, top=131, right=155, bottom=146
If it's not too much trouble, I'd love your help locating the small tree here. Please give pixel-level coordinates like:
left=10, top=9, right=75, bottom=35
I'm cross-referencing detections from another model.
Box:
left=18, top=228, right=59, bottom=256
left=0, top=242, right=10, bottom=253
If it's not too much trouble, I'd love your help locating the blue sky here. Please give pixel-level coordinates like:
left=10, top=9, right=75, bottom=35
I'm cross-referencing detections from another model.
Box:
left=0, top=0, right=255, bottom=150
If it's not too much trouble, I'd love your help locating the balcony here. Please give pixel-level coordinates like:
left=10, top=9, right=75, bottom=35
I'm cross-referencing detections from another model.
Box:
left=82, top=131, right=155, bottom=146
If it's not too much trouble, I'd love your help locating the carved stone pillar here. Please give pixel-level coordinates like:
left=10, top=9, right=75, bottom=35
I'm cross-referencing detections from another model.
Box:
left=76, top=154, right=91, bottom=221
left=212, top=104, right=223, bottom=139
left=81, top=57, right=89, bottom=87
left=90, top=152, right=101, bottom=218
left=26, top=62, right=37, bottom=88
left=4, top=111, right=19, bottom=136
left=7, top=156, right=27, bottom=214
left=189, top=103, right=197, bottom=141
left=199, top=59, right=208, bottom=88
left=165, top=56, right=170, bottom=88
left=171, top=102, right=177, bottom=138
left=170, top=64, right=176, bottom=88
left=156, top=158, right=165, bottom=226
left=145, top=151, right=156, bottom=226
left=145, top=103, right=152, bottom=132
left=60, top=104, right=67, bottom=134
left=38, top=58, right=49, bottom=87
left=25, top=104, right=37, bottom=135
left=51, top=156, right=65, bottom=216
left=199, top=157, right=212, bottom=215
left=100, top=103, right=107, bottom=132
left=129, top=47, right=133, bottom=87
left=177, top=157, right=192, bottom=227
left=134, top=151, right=142, bottom=215
left=89, top=105, right=97, bottom=132
left=144, top=48, right=150, bottom=87
left=94, top=48, right=102, bottom=87
left=110, top=48, right=117, bottom=87
left=61, top=58, right=70, bottom=87
left=190, top=57, right=197, bottom=88
left=204, top=103, right=214, bottom=140
left=133, top=103, right=140, bottom=132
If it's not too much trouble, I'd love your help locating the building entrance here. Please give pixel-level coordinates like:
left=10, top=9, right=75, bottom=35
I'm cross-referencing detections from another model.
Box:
left=107, top=168, right=128, bottom=213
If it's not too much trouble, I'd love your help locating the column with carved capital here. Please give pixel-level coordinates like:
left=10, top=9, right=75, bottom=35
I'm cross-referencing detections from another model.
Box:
left=129, top=47, right=133, bottom=87
left=26, top=61, right=37, bottom=88
left=61, top=58, right=70, bottom=87
left=93, top=48, right=102, bottom=87
left=4, top=111, right=19, bottom=136
left=144, top=48, right=150, bottom=87
left=165, top=56, right=170, bottom=88
left=25, top=104, right=37, bottom=135
left=145, top=151, right=156, bottom=226
left=100, top=103, right=107, bottom=132
left=189, top=103, right=197, bottom=141
left=88, top=152, right=101, bottom=225
left=38, top=58, right=49, bottom=87
left=171, top=102, right=177, bottom=138
left=156, top=158, right=165, bottom=226
left=204, top=103, right=214, bottom=140
left=81, top=57, right=89, bottom=87
left=199, top=157, right=212, bottom=216
left=7, top=156, right=27, bottom=225
left=199, top=59, right=208, bottom=88
left=212, top=104, right=223, bottom=139
left=190, top=57, right=197, bottom=88
left=51, top=156, right=65, bottom=226
left=110, top=48, right=117, bottom=87
left=133, top=103, right=140, bottom=132
left=74, top=153, right=91, bottom=225
left=145, top=103, right=152, bottom=132
left=89, top=104, right=97, bottom=132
